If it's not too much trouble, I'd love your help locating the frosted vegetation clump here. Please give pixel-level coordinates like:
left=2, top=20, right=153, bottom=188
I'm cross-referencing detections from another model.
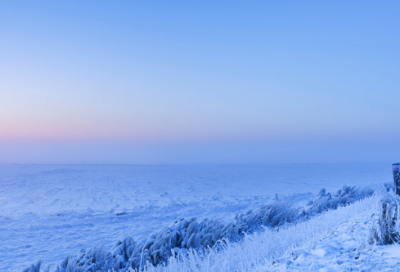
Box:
left=306, top=186, right=375, bottom=215
left=369, top=189, right=400, bottom=245
left=25, top=185, right=376, bottom=272
left=22, top=261, right=47, bottom=272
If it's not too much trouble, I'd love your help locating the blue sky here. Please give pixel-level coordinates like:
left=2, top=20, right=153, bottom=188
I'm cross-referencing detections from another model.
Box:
left=0, top=1, right=399, bottom=164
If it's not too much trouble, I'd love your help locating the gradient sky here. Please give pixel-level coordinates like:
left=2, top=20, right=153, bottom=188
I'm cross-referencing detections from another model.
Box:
left=0, top=1, right=399, bottom=164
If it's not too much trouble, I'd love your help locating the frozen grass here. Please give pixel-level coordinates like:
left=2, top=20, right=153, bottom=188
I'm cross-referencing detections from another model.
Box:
left=22, top=261, right=48, bottom=272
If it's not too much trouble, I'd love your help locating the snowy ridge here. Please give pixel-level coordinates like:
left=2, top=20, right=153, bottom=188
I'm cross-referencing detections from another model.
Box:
left=24, top=185, right=377, bottom=272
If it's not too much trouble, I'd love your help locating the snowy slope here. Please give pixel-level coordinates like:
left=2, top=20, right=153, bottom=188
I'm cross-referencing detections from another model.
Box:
left=26, top=190, right=400, bottom=272
left=0, top=163, right=392, bottom=271
left=138, top=193, right=380, bottom=272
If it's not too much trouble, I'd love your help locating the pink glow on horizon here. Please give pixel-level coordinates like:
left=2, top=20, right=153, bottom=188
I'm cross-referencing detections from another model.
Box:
left=0, top=118, right=295, bottom=144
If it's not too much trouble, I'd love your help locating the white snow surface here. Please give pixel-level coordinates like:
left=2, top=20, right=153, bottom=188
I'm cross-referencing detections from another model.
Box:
left=261, top=195, right=400, bottom=271
left=0, top=163, right=393, bottom=271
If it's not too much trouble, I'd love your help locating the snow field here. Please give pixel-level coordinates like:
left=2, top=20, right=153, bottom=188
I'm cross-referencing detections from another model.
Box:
left=0, top=164, right=392, bottom=271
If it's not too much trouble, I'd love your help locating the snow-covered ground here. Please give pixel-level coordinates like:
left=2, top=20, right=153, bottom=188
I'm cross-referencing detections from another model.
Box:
left=0, top=163, right=393, bottom=271
left=265, top=198, right=400, bottom=272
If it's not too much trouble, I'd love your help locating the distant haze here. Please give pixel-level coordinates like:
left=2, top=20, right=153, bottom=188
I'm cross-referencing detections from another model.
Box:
left=0, top=1, right=399, bottom=164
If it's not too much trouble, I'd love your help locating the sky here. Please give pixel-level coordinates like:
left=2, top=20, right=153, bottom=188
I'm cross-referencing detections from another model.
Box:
left=0, top=1, right=399, bottom=164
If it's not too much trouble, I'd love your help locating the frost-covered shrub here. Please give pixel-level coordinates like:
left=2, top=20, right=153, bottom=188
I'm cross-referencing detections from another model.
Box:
left=25, top=185, right=375, bottom=272
left=306, top=186, right=374, bottom=216
left=383, top=182, right=395, bottom=193
left=369, top=193, right=400, bottom=245
left=233, top=200, right=299, bottom=231
left=22, top=260, right=45, bottom=272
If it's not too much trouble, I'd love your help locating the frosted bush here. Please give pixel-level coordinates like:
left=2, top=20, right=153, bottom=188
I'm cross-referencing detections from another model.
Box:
left=306, top=185, right=374, bottom=216
left=22, top=260, right=45, bottom=272
left=369, top=191, right=400, bottom=245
